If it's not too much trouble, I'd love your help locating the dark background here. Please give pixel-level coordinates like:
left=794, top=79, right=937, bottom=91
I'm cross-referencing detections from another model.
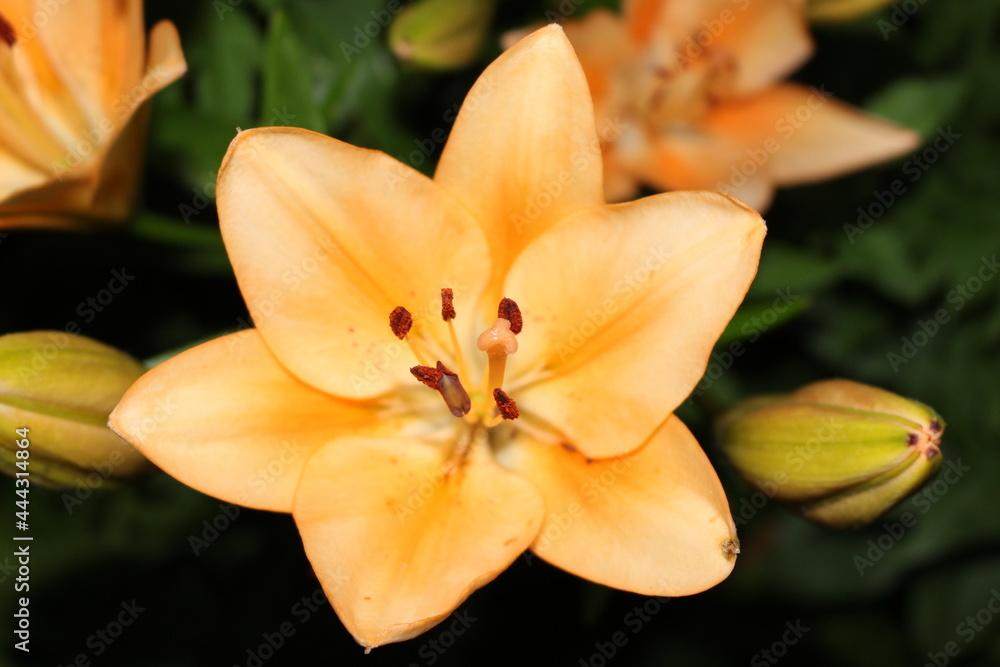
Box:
left=3, top=0, right=1000, bottom=665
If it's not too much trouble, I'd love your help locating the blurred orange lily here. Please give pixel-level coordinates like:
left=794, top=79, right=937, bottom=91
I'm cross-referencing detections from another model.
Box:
left=0, top=0, right=185, bottom=230
left=111, top=26, right=762, bottom=649
left=545, top=0, right=918, bottom=209
left=808, top=0, right=897, bottom=22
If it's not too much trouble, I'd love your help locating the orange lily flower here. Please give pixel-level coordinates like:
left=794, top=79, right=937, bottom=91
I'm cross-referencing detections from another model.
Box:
left=0, top=0, right=185, bottom=230
left=547, top=0, right=919, bottom=209
left=110, top=26, right=764, bottom=649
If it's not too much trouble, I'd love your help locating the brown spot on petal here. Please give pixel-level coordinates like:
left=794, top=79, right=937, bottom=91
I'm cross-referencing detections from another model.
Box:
left=722, top=539, right=740, bottom=560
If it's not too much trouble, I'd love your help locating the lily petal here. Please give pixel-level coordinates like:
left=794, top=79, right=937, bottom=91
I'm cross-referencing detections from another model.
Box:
left=704, top=83, right=920, bottom=186
left=110, top=331, right=386, bottom=512
left=503, top=415, right=738, bottom=595
left=434, top=25, right=603, bottom=299
left=293, top=438, right=543, bottom=648
left=216, top=127, right=490, bottom=400
left=712, top=0, right=813, bottom=96
left=506, top=191, right=764, bottom=458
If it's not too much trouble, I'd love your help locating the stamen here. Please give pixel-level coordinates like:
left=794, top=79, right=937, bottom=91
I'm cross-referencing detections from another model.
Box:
left=389, top=305, right=429, bottom=366
left=389, top=306, right=412, bottom=339
left=441, top=288, right=456, bottom=321
left=410, top=364, right=443, bottom=389
left=0, top=13, right=16, bottom=47
left=492, top=389, right=519, bottom=420
left=409, top=362, right=470, bottom=418
left=441, top=288, right=470, bottom=381
left=438, top=362, right=471, bottom=417
left=497, top=297, right=523, bottom=334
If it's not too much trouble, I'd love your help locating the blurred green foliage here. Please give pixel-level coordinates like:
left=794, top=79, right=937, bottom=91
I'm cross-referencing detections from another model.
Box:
left=2, top=0, right=1000, bottom=665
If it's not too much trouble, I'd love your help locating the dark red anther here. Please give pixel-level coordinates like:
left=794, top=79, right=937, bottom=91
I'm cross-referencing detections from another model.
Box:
left=389, top=306, right=413, bottom=339
left=498, top=297, right=522, bottom=334
left=493, top=388, right=519, bottom=420
left=410, top=365, right=443, bottom=390
left=441, top=288, right=456, bottom=321
left=0, top=12, right=16, bottom=46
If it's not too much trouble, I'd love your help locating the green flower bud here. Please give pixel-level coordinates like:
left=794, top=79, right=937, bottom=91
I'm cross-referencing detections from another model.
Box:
left=717, top=379, right=944, bottom=528
left=388, top=0, right=497, bottom=70
left=0, top=331, right=149, bottom=488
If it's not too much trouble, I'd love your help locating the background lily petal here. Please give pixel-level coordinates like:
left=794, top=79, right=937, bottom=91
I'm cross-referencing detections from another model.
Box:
left=293, top=437, right=543, bottom=649
left=111, top=332, right=387, bottom=512
left=0, top=0, right=185, bottom=228
left=704, top=83, right=921, bottom=188
left=216, top=127, right=490, bottom=400
left=505, top=190, right=765, bottom=458
left=503, top=415, right=737, bottom=595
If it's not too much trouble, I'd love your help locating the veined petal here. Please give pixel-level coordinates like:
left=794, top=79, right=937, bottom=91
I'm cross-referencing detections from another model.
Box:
left=506, top=191, right=764, bottom=459
left=704, top=84, right=919, bottom=186
left=216, top=127, right=490, bottom=400
left=109, top=331, right=389, bottom=512
left=434, top=25, right=603, bottom=301
left=293, top=438, right=543, bottom=649
left=503, top=416, right=738, bottom=595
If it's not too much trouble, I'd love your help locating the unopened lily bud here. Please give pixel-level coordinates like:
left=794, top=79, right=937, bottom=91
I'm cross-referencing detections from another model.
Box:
left=0, top=332, right=149, bottom=487
left=388, top=0, right=497, bottom=70
left=717, top=379, right=944, bottom=528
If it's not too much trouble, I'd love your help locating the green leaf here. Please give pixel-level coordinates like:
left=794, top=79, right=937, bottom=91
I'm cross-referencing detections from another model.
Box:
left=866, top=76, right=967, bottom=138
left=186, top=4, right=263, bottom=122
left=261, top=9, right=327, bottom=132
